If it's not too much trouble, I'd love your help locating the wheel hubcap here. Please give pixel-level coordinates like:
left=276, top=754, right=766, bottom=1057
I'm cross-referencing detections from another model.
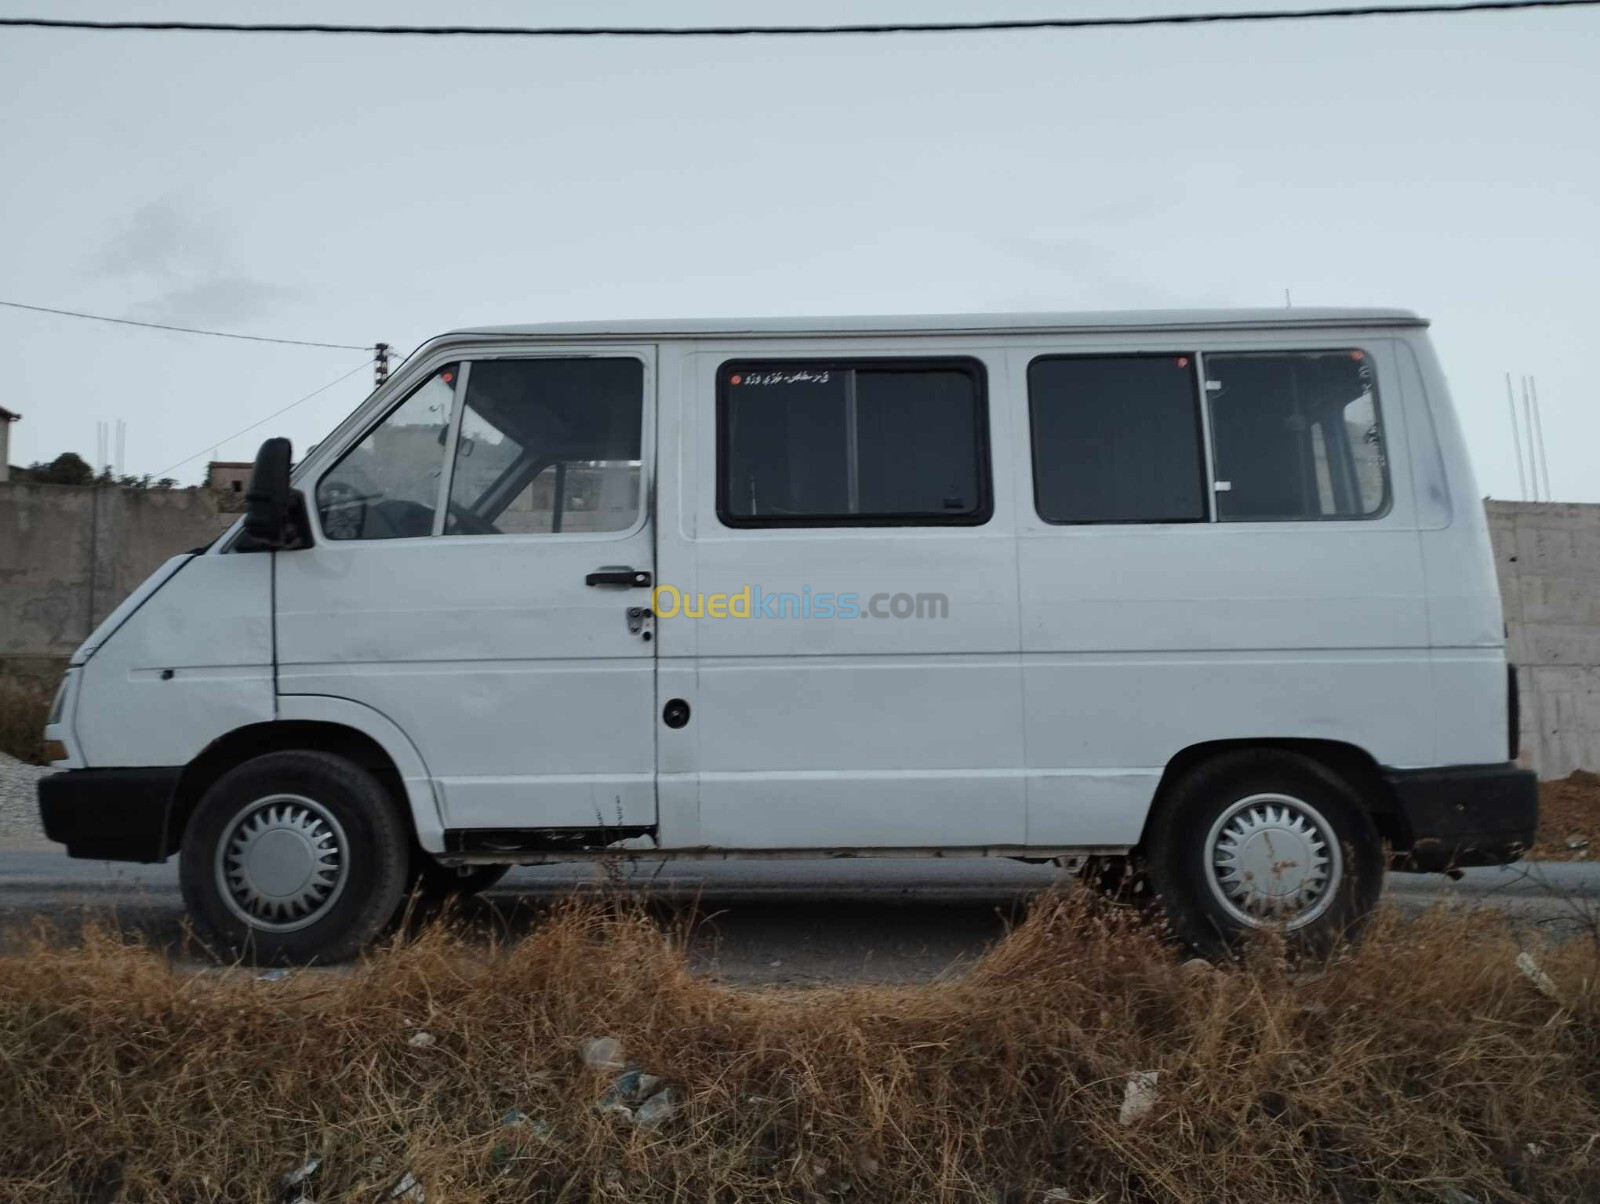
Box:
left=215, top=794, right=349, bottom=932
left=1204, top=793, right=1342, bottom=929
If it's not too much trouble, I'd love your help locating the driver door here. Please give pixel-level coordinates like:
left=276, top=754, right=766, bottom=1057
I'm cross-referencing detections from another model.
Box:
left=274, top=348, right=658, bottom=835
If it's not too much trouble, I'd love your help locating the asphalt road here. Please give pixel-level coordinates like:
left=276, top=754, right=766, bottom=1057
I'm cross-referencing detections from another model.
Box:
left=1, top=849, right=1595, bottom=984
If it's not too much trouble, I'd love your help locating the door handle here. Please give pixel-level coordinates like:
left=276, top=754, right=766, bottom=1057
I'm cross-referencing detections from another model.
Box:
left=586, top=566, right=652, bottom=588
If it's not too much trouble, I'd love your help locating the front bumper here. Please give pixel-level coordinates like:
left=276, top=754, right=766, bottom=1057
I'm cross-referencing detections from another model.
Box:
left=1384, top=762, right=1538, bottom=872
left=37, top=767, right=181, bottom=862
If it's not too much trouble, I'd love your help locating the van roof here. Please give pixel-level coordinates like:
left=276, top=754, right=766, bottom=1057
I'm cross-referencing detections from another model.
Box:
left=451, top=307, right=1424, bottom=341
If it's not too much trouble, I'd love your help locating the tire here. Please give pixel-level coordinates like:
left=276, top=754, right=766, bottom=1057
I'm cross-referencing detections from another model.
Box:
left=179, top=750, right=412, bottom=964
left=412, top=859, right=509, bottom=898
left=1142, top=749, right=1384, bottom=957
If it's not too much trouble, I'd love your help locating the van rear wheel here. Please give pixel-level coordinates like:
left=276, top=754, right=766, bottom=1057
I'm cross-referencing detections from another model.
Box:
left=179, top=750, right=411, bottom=964
left=1142, top=750, right=1383, bottom=957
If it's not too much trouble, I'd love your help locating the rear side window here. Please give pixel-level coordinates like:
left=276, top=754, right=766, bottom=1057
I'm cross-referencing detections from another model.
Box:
left=1205, top=350, right=1387, bottom=520
left=1028, top=354, right=1206, bottom=524
left=718, top=360, right=990, bottom=526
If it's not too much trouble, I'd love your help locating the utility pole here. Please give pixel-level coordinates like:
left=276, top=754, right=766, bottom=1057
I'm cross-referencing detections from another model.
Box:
left=1529, top=375, right=1552, bottom=502
left=1505, top=373, right=1527, bottom=500
left=1520, top=377, right=1541, bottom=501
left=374, top=342, right=391, bottom=388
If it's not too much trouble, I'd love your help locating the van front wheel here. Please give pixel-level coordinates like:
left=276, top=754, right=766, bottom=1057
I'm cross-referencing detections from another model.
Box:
left=1142, top=750, right=1384, bottom=956
left=179, top=750, right=412, bottom=963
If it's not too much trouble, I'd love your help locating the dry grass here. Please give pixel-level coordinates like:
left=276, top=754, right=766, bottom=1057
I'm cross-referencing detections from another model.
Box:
left=0, top=893, right=1596, bottom=1203
left=0, top=663, right=60, bottom=764
left=1534, top=770, right=1600, bottom=861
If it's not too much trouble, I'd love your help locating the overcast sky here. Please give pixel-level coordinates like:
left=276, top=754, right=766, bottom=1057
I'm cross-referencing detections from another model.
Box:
left=1, top=0, right=1595, bottom=499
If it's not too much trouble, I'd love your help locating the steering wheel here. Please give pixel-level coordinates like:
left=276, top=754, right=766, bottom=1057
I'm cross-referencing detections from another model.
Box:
left=448, top=502, right=501, bottom=536
left=319, top=480, right=369, bottom=540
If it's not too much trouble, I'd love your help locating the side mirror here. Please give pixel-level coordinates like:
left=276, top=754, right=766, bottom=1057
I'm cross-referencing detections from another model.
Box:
left=240, top=437, right=312, bottom=550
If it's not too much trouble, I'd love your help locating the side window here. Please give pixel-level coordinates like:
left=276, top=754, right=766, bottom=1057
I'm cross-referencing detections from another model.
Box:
left=718, top=360, right=989, bottom=526
left=444, top=358, right=643, bottom=536
left=317, top=364, right=458, bottom=540
left=1028, top=354, right=1206, bottom=524
left=1206, top=350, right=1388, bottom=520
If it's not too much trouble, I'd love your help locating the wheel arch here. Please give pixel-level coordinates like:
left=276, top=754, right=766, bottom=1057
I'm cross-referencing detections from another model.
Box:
left=1141, top=738, right=1404, bottom=851
left=169, top=699, right=444, bottom=858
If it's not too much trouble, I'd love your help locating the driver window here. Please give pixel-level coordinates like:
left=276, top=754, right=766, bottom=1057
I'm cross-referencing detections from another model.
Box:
left=444, top=358, right=643, bottom=536
left=317, top=365, right=458, bottom=540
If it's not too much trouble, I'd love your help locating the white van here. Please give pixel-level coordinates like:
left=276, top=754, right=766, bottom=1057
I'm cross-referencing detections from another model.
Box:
left=38, top=309, right=1536, bottom=960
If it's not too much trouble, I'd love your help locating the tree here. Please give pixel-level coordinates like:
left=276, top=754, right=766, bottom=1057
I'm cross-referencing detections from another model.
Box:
left=16, top=453, right=184, bottom=490
left=22, top=451, right=94, bottom=486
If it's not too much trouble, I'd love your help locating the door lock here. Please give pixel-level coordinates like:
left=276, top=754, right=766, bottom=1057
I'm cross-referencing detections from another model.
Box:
left=626, top=606, right=653, bottom=637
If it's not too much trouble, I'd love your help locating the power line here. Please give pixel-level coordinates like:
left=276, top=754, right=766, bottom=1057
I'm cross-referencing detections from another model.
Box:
left=0, top=299, right=367, bottom=351
left=0, top=1, right=1597, bottom=37
left=154, top=358, right=374, bottom=479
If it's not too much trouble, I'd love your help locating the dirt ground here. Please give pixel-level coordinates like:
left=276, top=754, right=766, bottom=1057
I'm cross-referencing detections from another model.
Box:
left=1534, top=769, right=1600, bottom=860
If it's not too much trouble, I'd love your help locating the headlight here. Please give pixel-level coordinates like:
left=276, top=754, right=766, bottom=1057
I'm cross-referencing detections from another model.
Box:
left=47, top=677, right=67, bottom=726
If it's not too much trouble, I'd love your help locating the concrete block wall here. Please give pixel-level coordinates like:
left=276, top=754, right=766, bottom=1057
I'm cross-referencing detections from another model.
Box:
left=1, top=483, right=1595, bottom=779
left=0, top=482, right=235, bottom=663
left=1487, top=501, right=1600, bottom=779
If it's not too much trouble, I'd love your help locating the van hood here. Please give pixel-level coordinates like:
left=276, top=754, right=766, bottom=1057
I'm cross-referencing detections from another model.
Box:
left=70, top=553, right=194, bottom=666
